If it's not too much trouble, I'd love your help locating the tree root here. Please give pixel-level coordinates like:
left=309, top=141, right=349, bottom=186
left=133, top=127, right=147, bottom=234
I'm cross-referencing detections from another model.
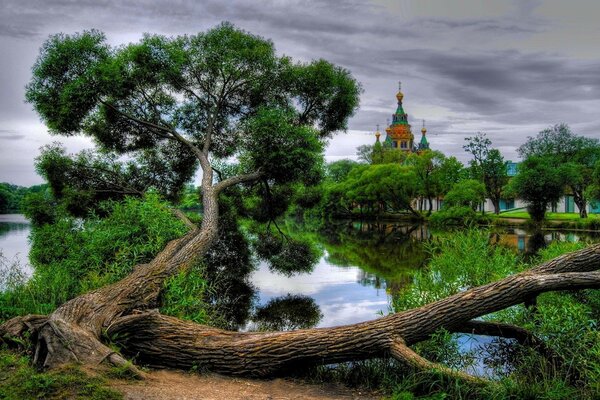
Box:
left=389, top=338, right=488, bottom=386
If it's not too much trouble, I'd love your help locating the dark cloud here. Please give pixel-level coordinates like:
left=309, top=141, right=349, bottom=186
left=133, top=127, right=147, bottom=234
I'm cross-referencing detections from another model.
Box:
left=1, top=0, right=600, bottom=184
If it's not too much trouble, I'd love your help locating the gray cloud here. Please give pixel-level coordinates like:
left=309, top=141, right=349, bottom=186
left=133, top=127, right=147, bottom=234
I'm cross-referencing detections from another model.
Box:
left=1, top=0, right=600, bottom=184
left=0, top=130, right=25, bottom=141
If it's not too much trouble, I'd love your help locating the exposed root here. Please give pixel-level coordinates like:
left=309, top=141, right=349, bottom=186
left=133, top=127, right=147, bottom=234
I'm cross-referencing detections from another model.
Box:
left=389, top=338, right=488, bottom=386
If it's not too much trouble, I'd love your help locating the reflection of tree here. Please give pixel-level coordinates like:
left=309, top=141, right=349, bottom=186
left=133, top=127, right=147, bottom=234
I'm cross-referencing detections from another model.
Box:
left=203, top=203, right=256, bottom=330
left=253, top=294, right=322, bottom=331
left=318, top=222, right=429, bottom=295
left=0, top=223, right=29, bottom=239
left=526, top=230, right=547, bottom=256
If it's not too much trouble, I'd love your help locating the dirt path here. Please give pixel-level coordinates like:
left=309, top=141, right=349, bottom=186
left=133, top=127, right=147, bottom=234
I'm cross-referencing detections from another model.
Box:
left=112, top=370, right=381, bottom=400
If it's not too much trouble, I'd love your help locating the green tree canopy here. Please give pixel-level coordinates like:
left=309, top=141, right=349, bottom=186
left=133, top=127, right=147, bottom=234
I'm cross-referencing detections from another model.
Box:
left=25, top=23, right=361, bottom=229
left=463, top=133, right=508, bottom=214
left=517, top=124, right=600, bottom=218
left=443, top=179, right=486, bottom=211
left=507, top=156, right=566, bottom=223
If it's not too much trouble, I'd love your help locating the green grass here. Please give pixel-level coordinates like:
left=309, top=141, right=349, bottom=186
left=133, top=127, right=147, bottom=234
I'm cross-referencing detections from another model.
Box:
left=497, top=210, right=600, bottom=221
left=0, top=349, right=122, bottom=400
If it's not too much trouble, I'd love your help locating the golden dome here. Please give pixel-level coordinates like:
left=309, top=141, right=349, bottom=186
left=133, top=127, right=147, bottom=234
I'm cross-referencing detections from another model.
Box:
left=421, top=126, right=427, bottom=134
left=396, top=91, right=404, bottom=102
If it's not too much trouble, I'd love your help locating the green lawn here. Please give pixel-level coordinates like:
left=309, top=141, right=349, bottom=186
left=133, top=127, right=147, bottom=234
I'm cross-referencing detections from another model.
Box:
left=497, top=210, right=600, bottom=221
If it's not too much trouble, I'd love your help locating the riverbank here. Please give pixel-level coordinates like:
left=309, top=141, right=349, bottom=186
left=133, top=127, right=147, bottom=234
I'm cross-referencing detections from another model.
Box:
left=492, top=210, right=600, bottom=231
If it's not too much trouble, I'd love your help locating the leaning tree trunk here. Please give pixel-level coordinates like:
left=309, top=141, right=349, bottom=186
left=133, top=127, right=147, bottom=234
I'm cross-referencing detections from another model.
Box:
left=572, top=188, right=588, bottom=219
left=0, top=185, right=222, bottom=375
left=2, top=190, right=600, bottom=380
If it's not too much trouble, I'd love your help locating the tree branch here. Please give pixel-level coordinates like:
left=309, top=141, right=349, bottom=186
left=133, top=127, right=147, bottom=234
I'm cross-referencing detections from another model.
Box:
left=171, top=209, right=198, bottom=231
left=99, top=100, right=175, bottom=137
left=214, top=170, right=263, bottom=193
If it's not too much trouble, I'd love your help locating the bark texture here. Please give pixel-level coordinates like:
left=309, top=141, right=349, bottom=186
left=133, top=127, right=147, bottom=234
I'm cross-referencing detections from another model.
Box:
left=2, top=211, right=600, bottom=380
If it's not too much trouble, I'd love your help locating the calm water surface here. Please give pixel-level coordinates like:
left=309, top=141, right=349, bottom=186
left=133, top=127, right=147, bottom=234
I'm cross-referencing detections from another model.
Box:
left=0, top=214, right=32, bottom=276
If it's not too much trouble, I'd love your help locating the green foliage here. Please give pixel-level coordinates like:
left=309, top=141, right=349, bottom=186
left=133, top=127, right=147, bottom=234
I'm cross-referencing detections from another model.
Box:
left=430, top=180, right=489, bottom=226
left=386, top=232, right=600, bottom=399
left=0, top=195, right=187, bottom=321
left=325, top=159, right=360, bottom=183
left=21, top=189, right=58, bottom=225
left=0, top=182, right=48, bottom=214
left=518, top=124, right=600, bottom=218
left=25, top=23, right=360, bottom=225
left=241, top=107, right=324, bottom=185
left=161, top=265, right=209, bottom=324
left=405, top=150, right=446, bottom=214
left=436, top=156, right=467, bottom=195
left=318, top=163, right=421, bottom=218
left=507, top=156, right=566, bottom=223
left=429, top=206, right=489, bottom=227
left=443, top=180, right=486, bottom=210
left=0, top=186, right=11, bottom=213
left=463, top=133, right=508, bottom=214
left=0, top=349, right=122, bottom=400
left=393, top=229, right=518, bottom=311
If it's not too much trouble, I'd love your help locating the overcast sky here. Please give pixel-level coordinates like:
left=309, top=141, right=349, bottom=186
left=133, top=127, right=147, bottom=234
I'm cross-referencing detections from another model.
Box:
left=2, top=0, right=600, bottom=185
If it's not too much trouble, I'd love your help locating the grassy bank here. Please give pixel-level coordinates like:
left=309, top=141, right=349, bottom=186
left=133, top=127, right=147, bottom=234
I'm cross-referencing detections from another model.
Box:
left=0, top=349, right=122, bottom=400
left=493, top=210, right=600, bottom=230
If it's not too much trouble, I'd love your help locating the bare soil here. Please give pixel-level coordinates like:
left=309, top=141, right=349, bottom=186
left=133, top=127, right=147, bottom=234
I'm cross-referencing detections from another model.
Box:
left=112, top=370, right=381, bottom=400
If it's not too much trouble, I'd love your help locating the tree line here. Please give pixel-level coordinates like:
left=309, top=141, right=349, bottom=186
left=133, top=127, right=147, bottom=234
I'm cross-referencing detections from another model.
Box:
left=322, top=123, right=600, bottom=225
left=0, top=183, right=47, bottom=214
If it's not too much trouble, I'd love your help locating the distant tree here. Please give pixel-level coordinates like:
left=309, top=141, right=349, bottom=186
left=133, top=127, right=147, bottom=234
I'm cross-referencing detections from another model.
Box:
left=507, top=156, right=566, bottom=223
left=0, top=187, right=11, bottom=213
left=443, top=179, right=486, bottom=211
left=518, top=124, right=600, bottom=218
left=463, top=133, right=508, bottom=214
left=435, top=156, right=466, bottom=195
left=325, top=159, right=359, bottom=183
left=356, top=144, right=374, bottom=164
left=406, top=150, right=445, bottom=216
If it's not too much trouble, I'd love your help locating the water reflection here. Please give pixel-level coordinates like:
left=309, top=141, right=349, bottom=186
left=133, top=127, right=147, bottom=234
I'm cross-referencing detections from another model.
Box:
left=251, top=294, right=322, bottom=331
left=0, top=214, right=31, bottom=276
left=251, top=222, right=429, bottom=328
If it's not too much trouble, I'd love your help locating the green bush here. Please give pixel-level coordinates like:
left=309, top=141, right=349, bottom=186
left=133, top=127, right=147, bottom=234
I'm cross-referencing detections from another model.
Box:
left=429, top=206, right=491, bottom=227
left=0, top=194, right=194, bottom=322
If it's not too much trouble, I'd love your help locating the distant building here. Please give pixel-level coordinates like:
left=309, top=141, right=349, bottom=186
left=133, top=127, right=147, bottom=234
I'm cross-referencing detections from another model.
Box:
left=374, top=82, right=429, bottom=153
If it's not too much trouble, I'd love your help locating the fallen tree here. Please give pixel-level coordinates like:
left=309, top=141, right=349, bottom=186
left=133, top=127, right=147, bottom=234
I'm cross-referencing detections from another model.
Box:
left=2, top=24, right=599, bottom=384
left=2, top=223, right=600, bottom=381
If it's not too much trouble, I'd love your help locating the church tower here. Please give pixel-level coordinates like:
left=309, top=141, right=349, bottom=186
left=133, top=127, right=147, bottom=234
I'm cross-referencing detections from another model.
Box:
left=374, top=82, right=431, bottom=153
left=383, top=82, right=414, bottom=152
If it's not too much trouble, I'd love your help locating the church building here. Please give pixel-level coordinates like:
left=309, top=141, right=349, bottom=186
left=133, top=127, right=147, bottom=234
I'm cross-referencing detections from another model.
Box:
left=374, top=83, right=429, bottom=153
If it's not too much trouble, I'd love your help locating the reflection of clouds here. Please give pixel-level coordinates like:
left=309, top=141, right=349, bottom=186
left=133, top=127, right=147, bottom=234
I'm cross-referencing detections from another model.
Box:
left=319, top=299, right=390, bottom=327
left=251, top=257, right=393, bottom=327
left=251, top=259, right=359, bottom=296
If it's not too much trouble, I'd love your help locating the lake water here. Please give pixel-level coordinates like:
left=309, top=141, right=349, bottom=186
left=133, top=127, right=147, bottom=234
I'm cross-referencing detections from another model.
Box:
left=0, top=214, right=32, bottom=276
